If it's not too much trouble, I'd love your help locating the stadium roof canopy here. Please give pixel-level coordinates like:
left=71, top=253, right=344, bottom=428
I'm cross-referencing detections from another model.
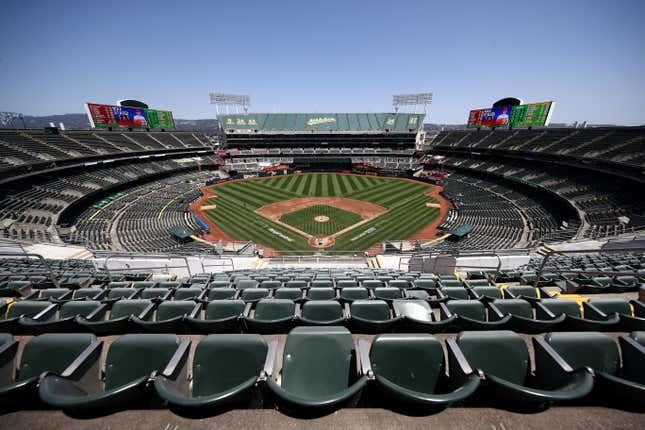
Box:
left=218, top=113, right=425, bottom=134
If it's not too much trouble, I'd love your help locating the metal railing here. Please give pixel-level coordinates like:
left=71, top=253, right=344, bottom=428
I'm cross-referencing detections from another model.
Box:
left=0, top=252, right=60, bottom=288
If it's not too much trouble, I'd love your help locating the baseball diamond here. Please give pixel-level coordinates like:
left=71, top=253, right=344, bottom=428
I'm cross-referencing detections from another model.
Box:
left=199, top=173, right=442, bottom=254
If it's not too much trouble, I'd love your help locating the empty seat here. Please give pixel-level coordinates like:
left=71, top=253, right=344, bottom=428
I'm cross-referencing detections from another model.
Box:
left=266, top=327, right=367, bottom=412
left=452, top=331, right=593, bottom=407
left=584, top=299, right=645, bottom=331
left=438, top=287, right=469, bottom=300
left=392, top=300, right=449, bottom=332
left=439, top=300, right=507, bottom=330
left=470, top=286, right=502, bottom=301
left=243, top=299, right=296, bottom=333
left=339, top=287, right=369, bottom=302
left=349, top=300, right=399, bottom=333
left=239, top=288, right=270, bottom=303
left=0, top=300, right=57, bottom=333
left=235, top=279, right=259, bottom=290
left=489, top=299, right=563, bottom=333
left=135, top=301, right=201, bottom=333
left=206, top=288, right=237, bottom=300
left=79, top=299, right=154, bottom=335
left=106, top=288, right=138, bottom=301
left=155, top=334, right=269, bottom=412
left=21, top=300, right=107, bottom=334
left=305, top=288, right=336, bottom=301
left=187, top=300, right=245, bottom=333
left=0, top=333, right=100, bottom=408
left=536, top=299, right=619, bottom=331
left=504, top=285, right=540, bottom=301
left=73, top=288, right=105, bottom=300
left=299, top=300, right=345, bottom=325
left=40, top=334, right=189, bottom=414
left=174, top=287, right=205, bottom=301
left=373, top=287, right=404, bottom=301
left=273, top=288, right=304, bottom=301
left=140, top=288, right=172, bottom=300
left=544, top=332, right=645, bottom=406
left=366, top=333, right=479, bottom=410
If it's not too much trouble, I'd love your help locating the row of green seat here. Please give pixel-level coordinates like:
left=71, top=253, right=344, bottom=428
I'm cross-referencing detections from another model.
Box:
left=2, top=297, right=644, bottom=335
left=0, top=329, right=642, bottom=416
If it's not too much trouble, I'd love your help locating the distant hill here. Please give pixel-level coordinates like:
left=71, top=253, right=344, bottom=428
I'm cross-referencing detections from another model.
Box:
left=2, top=113, right=628, bottom=135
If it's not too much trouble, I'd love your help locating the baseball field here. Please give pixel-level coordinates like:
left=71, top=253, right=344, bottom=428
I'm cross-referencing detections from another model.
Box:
left=199, top=173, right=442, bottom=254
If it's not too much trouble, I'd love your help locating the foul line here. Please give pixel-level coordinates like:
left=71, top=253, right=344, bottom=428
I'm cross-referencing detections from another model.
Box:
left=158, top=196, right=181, bottom=219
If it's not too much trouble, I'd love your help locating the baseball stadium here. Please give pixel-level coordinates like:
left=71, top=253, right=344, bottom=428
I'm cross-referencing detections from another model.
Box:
left=1, top=1, right=644, bottom=429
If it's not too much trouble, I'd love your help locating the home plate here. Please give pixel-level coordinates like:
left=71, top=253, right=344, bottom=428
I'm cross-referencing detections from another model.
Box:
left=425, top=202, right=441, bottom=208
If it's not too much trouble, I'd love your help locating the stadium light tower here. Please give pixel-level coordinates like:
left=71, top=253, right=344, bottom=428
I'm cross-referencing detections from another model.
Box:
left=209, top=93, right=251, bottom=117
left=392, top=93, right=433, bottom=114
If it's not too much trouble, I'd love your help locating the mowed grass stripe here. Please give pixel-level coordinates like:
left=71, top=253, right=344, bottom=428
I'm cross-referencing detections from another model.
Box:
left=299, top=174, right=314, bottom=196
left=307, top=174, right=320, bottom=196
left=290, top=175, right=306, bottom=194
left=338, top=174, right=354, bottom=193
left=218, top=182, right=286, bottom=206
left=346, top=179, right=409, bottom=202
left=330, top=174, right=343, bottom=196
left=242, top=181, right=301, bottom=201
left=320, top=174, right=330, bottom=196
left=207, top=200, right=307, bottom=250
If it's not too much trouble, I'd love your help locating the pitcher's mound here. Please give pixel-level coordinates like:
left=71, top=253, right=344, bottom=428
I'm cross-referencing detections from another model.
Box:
left=314, top=215, right=330, bottom=222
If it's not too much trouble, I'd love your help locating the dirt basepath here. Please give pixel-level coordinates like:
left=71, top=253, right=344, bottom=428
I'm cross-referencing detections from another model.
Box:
left=406, top=185, right=453, bottom=240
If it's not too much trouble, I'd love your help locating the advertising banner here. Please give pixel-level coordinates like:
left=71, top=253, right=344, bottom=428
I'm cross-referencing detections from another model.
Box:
left=86, top=103, right=175, bottom=129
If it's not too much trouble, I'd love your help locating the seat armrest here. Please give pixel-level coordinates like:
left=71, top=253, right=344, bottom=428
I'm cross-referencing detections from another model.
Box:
left=358, top=339, right=373, bottom=378
left=243, top=302, right=253, bottom=318
left=86, top=304, right=109, bottom=321
left=188, top=303, right=202, bottom=319
left=294, top=303, right=302, bottom=318
left=583, top=302, right=609, bottom=320
left=33, top=303, right=58, bottom=321
left=534, top=303, right=556, bottom=320
left=629, top=300, right=645, bottom=318
left=160, top=339, right=191, bottom=382
left=59, top=340, right=103, bottom=393
left=262, top=340, right=279, bottom=380
left=487, top=303, right=506, bottom=321
left=532, top=337, right=578, bottom=390
left=343, top=303, right=351, bottom=319
left=138, top=303, right=157, bottom=320
left=438, top=302, right=453, bottom=319
left=0, top=340, right=19, bottom=385
left=446, top=338, right=479, bottom=388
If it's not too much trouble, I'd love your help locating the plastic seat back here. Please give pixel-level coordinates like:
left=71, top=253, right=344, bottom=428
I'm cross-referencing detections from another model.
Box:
left=38, top=289, right=71, bottom=300
left=107, top=288, right=136, bottom=300
left=6, top=301, right=52, bottom=319
left=311, top=280, right=333, bottom=288
left=109, top=300, right=151, bottom=320
left=273, top=288, right=302, bottom=300
left=19, top=333, right=96, bottom=380
left=374, top=287, right=403, bottom=300
left=492, top=299, right=533, bottom=319
left=104, top=334, right=180, bottom=390
left=156, top=301, right=195, bottom=321
left=235, top=279, right=259, bottom=290
left=447, top=300, right=486, bottom=320
left=301, top=301, right=342, bottom=321
left=281, top=327, right=356, bottom=398
left=74, top=289, right=102, bottom=299
left=340, top=287, right=369, bottom=301
left=457, top=331, right=529, bottom=385
left=441, top=287, right=469, bottom=300
left=363, top=280, right=384, bottom=289
left=193, top=334, right=267, bottom=396
left=540, top=299, right=581, bottom=317
left=140, top=288, right=170, bottom=300
left=205, top=300, right=245, bottom=320
left=392, top=300, right=432, bottom=322
left=545, top=332, right=619, bottom=375
left=285, top=280, right=308, bottom=289
left=207, top=288, right=236, bottom=300
left=506, top=285, right=538, bottom=299
left=350, top=300, right=391, bottom=321
left=60, top=301, right=101, bottom=319
left=388, top=280, right=409, bottom=289
left=370, top=334, right=443, bottom=393
left=174, top=288, right=203, bottom=300
left=336, top=280, right=358, bottom=289
left=413, top=279, right=436, bottom=290
left=589, top=299, right=632, bottom=316
left=253, top=299, right=295, bottom=320
left=473, top=287, right=502, bottom=299
left=306, top=288, right=335, bottom=301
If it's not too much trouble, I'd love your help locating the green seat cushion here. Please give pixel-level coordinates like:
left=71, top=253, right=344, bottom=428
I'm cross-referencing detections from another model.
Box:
left=253, top=299, right=295, bottom=320
left=109, top=300, right=151, bottom=319
left=457, top=331, right=529, bottom=385
left=545, top=332, right=619, bottom=375
left=446, top=300, right=486, bottom=320
left=370, top=334, right=443, bottom=393
left=205, top=300, right=245, bottom=320
left=60, top=301, right=101, bottom=319
left=156, top=301, right=196, bottom=320
left=20, top=333, right=96, bottom=380
left=6, top=301, right=52, bottom=319
left=540, top=299, right=581, bottom=317
left=301, top=301, right=342, bottom=321
left=350, top=300, right=391, bottom=321
left=492, top=299, right=533, bottom=319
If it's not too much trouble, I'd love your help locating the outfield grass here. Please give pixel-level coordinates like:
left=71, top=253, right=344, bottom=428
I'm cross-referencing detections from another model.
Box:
left=280, top=205, right=363, bottom=236
left=202, top=173, right=440, bottom=254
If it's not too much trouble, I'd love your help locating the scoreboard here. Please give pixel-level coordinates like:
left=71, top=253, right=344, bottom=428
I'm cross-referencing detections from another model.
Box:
left=467, top=101, right=554, bottom=128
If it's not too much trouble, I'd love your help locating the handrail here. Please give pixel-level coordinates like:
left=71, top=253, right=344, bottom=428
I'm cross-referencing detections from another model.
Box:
left=0, top=252, right=60, bottom=288
left=99, top=254, right=193, bottom=281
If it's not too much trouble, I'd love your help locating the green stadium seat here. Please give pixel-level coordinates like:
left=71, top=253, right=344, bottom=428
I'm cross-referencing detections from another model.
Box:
left=373, top=287, right=404, bottom=301
left=504, top=285, right=540, bottom=301
left=73, top=288, right=106, bottom=300
left=139, top=288, right=172, bottom=300
left=173, top=287, right=205, bottom=301
left=305, top=288, right=336, bottom=301
left=339, top=287, right=369, bottom=302
left=266, top=327, right=367, bottom=412
left=207, top=288, right=237, bottom=300
left=362, top=280, right=384, bottom=290
left=439, top=300, right=507, bottom=330
left=299, top=300, right=345, bottom=325
left=106, top=288, right=138, bottom=301
left=0, top=333, right=100, bottom=409
left=134, top=301, right=201, bottom=333
left=285, top=280, right=308, bottom=289
left=21, top=300, right=107, bottom=334
left=348, top=300, right=399, bottom=333
left=243, top=299, right=296, bottom=333
left=273, top=288, right=304, bottom=301
left=536, top=299, right=619, bottom=331
left=584, top=299, right=645, bottom=331
left=26, top=288, right=73, bottom=301
left=40, top=334, right=189, bottom=414
left=79, top=299, right=155, bottom=335
left=366, top=334, right=479, bottom=411
left=235, top=279, right=259, bottom=290
left=544, top=332, right=645, bottom=406
left=188, top=300, right=245, bottom=333
left=453, top=331, right=593, bottom=407
left=413, top=279, right=437, bottom=291
left=0, top=300, right=57, bottom=333
left=489, top=299, right=564, bottom=333
left=470, top=286, right=503, bottom=301
left=438, top=287, right=469, bottom=300
left=392, top=300, right=450, bottom=332
left=239, top=288, right=270, bottom=303
left=155, top=334, right=269, bottom=412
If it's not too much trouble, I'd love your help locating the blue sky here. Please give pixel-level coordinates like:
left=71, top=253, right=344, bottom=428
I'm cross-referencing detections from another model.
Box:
left=1, top=0, right=643, bottom=124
